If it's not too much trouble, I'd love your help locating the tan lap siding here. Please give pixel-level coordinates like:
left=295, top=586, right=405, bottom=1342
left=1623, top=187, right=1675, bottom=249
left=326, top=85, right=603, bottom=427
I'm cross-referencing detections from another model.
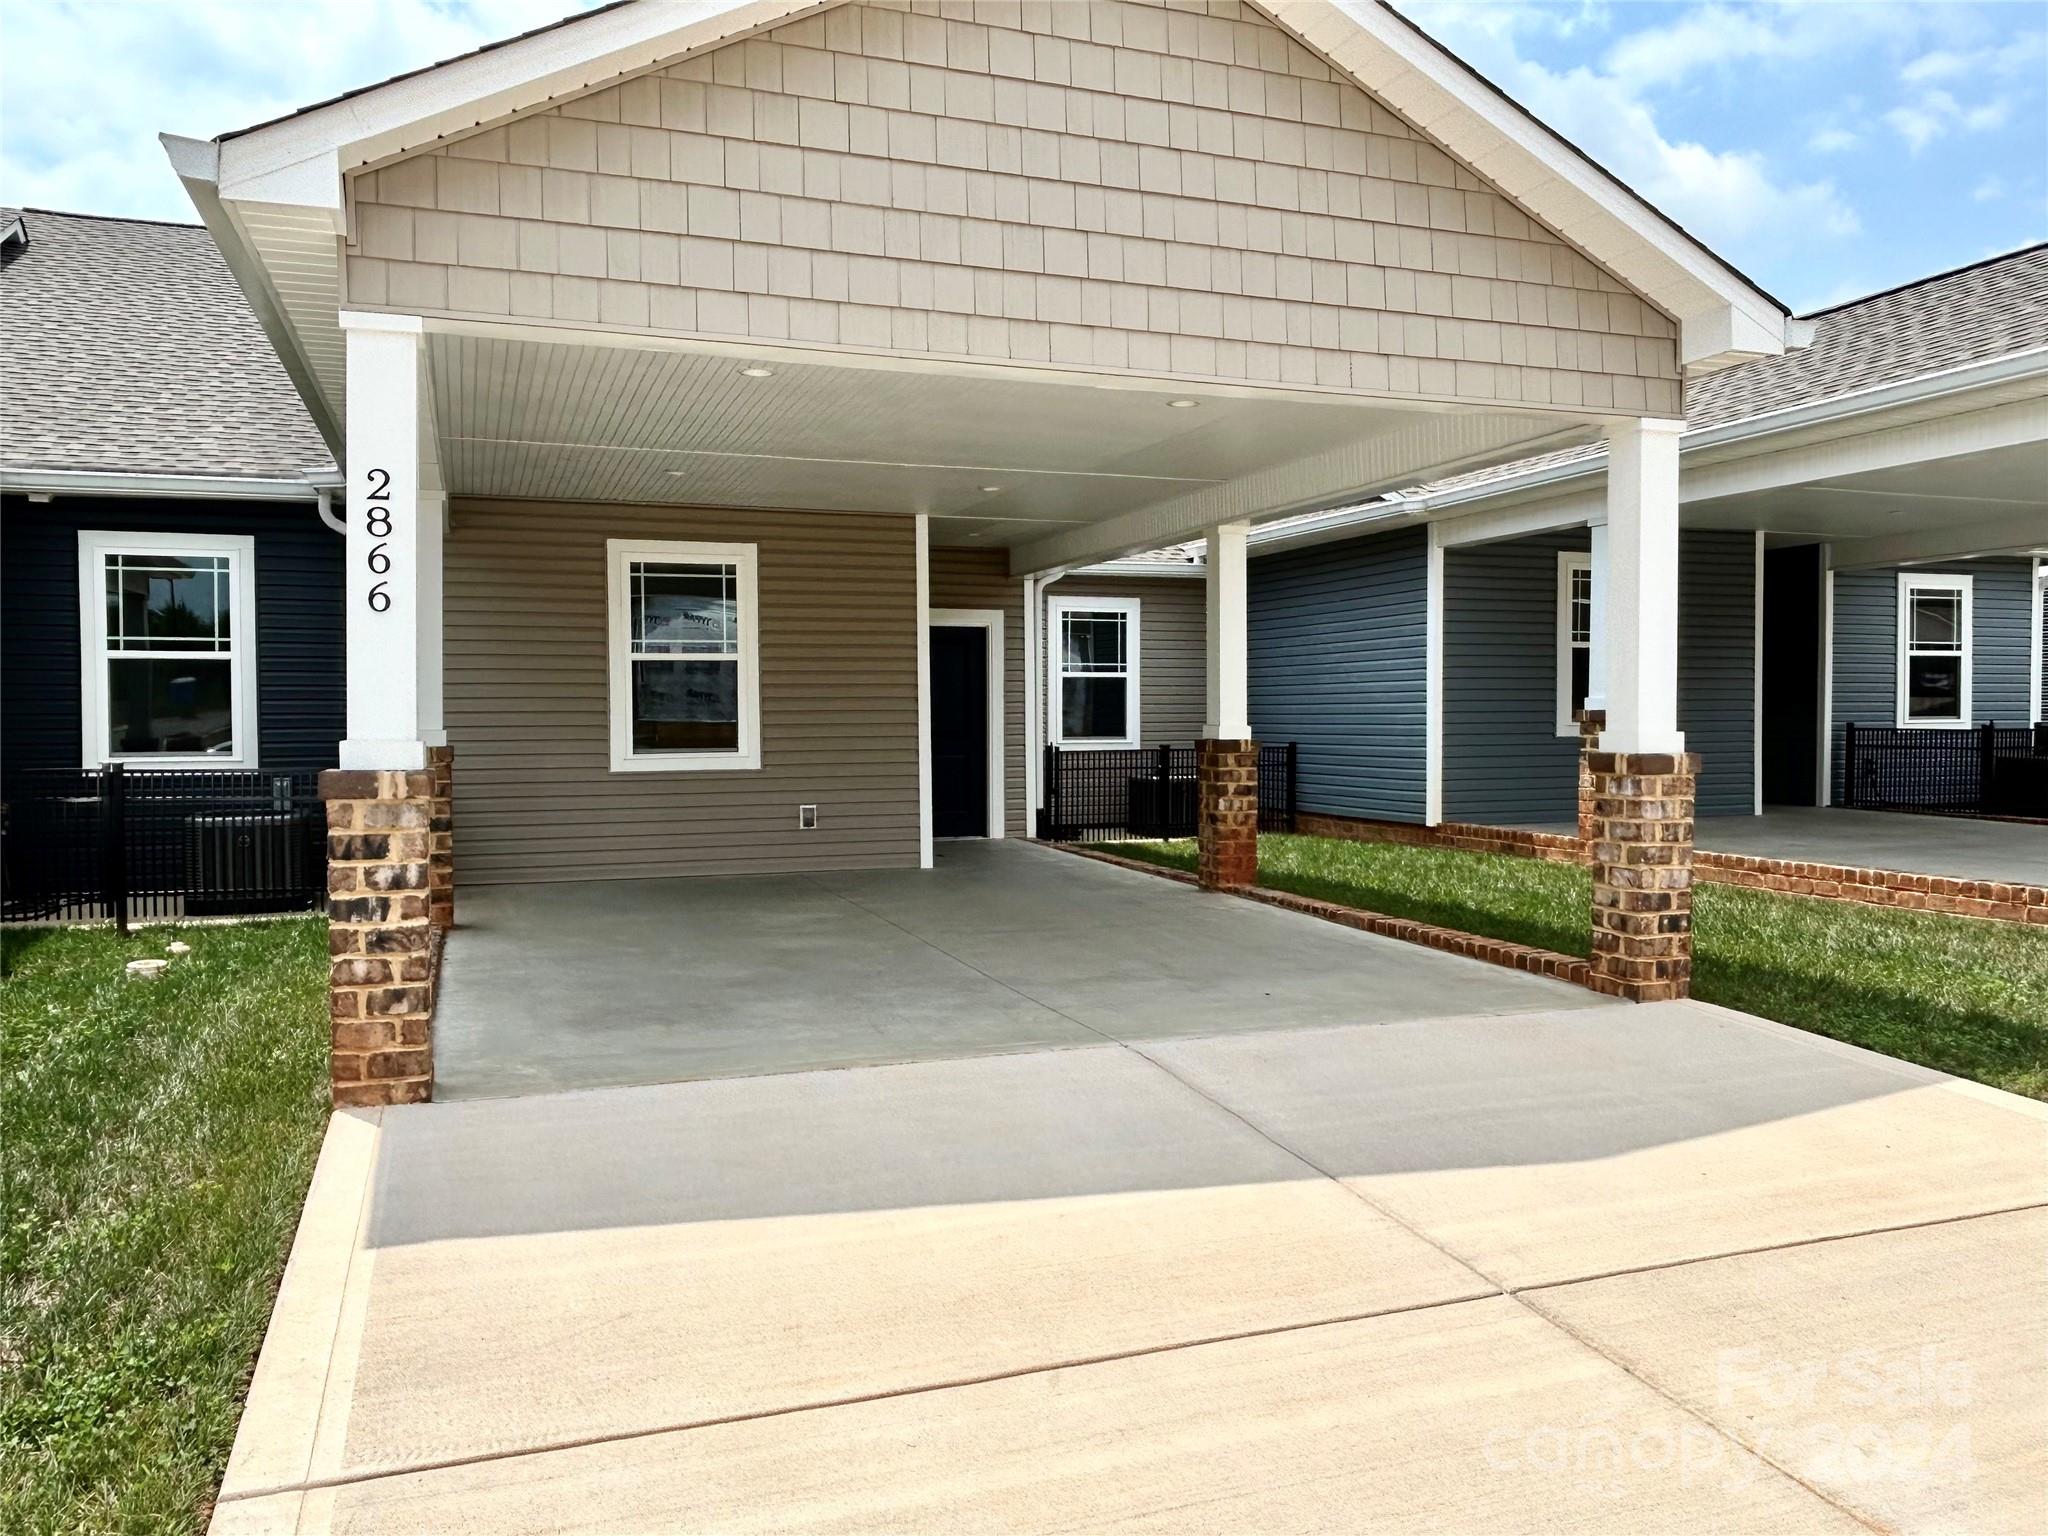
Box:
left=1046, top=574, right=1205, bottom=746
left=447, top=500, right=918, bottom=882
left=927, top=547, right=1025, bottom=836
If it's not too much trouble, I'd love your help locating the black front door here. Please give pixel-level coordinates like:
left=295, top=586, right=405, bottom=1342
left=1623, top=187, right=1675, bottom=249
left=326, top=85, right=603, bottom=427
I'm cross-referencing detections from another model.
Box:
left=1762, top=544, right=1823, bottom=806
left=930, top=626, right=989, bottom=838
left=929, top=626, right=991, bottom=843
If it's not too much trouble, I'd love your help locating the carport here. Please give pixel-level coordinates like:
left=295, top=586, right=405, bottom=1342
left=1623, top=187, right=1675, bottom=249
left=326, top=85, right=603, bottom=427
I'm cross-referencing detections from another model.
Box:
left=432, top=838, right=1594, bottom=1098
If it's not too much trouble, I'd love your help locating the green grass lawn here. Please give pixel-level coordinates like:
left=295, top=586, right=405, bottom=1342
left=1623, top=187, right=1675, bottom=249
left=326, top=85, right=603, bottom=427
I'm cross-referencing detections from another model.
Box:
left=1, top=920, right=329, bottom=1536
left=1093, top=834, right=2048, bottom=1100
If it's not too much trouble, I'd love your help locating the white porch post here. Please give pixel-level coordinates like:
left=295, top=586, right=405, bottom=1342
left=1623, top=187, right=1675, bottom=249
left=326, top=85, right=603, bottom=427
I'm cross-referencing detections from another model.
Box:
left=339, top=311, right=428, bottom=771
left=915, top=513, right=932, bottom=869
left=1203, top=521, right=1251, bottom=740
left=1199, top=521, right=1256, bottom=889
left=1599, top=419, right=1686, bottom=755
left=1585, top=520, right=1610, bottom=715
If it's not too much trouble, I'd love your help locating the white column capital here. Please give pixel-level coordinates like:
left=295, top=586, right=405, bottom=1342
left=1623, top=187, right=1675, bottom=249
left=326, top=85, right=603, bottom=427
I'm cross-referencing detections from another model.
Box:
left=338, top=309, right=425, bottom=336
left=1204, top=521, right=1251, bottom=741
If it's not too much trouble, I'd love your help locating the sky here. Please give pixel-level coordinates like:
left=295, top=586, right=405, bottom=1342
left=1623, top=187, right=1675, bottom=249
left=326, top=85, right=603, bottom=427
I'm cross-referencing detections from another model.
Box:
left=1, top=0, right=2042, bottom=313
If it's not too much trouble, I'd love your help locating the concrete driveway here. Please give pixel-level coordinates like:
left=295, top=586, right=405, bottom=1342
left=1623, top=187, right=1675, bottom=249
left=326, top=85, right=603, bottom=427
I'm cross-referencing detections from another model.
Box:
left=213, top=1000, right=2045, bottom=1533
left=434, top=839, right=1599, bottom=1099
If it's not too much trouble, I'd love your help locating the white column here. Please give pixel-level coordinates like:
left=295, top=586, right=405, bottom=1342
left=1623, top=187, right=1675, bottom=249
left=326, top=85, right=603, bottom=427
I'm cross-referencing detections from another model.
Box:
left=1204, top=520, right=1251, bottom=739
left=1599, top=419, right=1687, bottom=755
left=1585, top=520, right=1609, bottom=713
left=1424, top=522, right=1444, bottom=825
left=339, top=311, right=427, bottom=770
left=915, top=513, right=932, bottom=869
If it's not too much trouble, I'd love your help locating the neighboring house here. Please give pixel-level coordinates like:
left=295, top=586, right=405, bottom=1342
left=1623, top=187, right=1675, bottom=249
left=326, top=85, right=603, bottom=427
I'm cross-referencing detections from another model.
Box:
left=1241, top=243, right=2048, bottom=828
left=0, top=208, right=345, bottom=784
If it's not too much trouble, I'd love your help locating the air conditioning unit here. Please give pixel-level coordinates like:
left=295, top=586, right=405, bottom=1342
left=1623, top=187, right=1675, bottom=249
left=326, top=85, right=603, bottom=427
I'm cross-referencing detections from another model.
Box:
left=186, top=812, right=311, bottom=915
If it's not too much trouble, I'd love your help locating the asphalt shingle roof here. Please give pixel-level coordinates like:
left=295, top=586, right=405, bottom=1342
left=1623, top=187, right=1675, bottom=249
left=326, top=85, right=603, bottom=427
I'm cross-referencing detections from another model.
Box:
left=0, top=208, right=332, bottom=479
left=1403, top=241, right=2048, bottom=503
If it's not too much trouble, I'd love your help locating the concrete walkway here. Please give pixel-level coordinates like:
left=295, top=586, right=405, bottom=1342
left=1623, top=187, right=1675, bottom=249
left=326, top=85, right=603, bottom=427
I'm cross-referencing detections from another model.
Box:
left=435, top=839, right=1599, bottom=1100
left=213, top=1001, right=2046, bottom=1534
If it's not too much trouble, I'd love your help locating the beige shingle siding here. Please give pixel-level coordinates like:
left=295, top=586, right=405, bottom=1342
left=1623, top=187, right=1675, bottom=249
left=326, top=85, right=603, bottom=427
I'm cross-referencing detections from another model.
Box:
left=928, top=547, right=1026, bottom=836
left=345, top=0, right=1679, bottom=415
left=446, top=499, right=918, bottom=882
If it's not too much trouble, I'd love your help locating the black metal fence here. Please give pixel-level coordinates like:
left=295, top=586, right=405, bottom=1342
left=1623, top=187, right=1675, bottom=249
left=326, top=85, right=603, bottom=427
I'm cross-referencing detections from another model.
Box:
left=1038, top=742, right=1297, bottom=842
left=1842, top=722, right=2048, bottom=817
left=1, top=767, right=326, bottom=928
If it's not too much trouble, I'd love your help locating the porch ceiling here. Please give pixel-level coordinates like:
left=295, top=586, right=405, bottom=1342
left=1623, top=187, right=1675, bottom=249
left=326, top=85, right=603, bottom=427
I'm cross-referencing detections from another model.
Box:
left=425, top=326, right=1597, bottom=571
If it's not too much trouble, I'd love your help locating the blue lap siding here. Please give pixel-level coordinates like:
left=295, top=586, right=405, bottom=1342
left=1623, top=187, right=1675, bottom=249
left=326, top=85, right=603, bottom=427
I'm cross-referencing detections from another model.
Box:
left=1829, top=557, right=2038, bottom=802
left=1, top=494, right=346, bottom=778
left=1442, top=527, right=1756, bottom=822
left=1249, top=527, right=1428, bottom=822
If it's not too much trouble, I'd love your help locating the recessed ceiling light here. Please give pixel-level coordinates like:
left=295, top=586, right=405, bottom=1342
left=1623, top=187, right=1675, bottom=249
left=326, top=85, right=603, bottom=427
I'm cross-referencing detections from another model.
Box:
left=1167, top=398, right=1199, bottom=408
left=738, top=366, right=774, bottom=378
left=980, top=485, right=1002, bottom=493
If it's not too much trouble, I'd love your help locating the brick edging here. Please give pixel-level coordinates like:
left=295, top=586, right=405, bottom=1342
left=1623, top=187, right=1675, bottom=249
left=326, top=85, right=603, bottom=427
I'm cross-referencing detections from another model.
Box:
left=1043, top=841, right=1590, bottom=986
left=1291, top=811, right=2048, bottom=927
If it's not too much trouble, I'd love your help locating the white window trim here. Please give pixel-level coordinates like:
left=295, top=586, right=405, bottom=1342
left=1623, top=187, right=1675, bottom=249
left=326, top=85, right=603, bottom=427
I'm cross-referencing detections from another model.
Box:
left=1555, top=551, right=1592, bottom=737
left=1048, top=594, right=1141, bottom=749
left=77, top=529, right=259, bottom=769
left=1895, top=571, right=1972, bottom=729
left=926, top=607, right=1006, bottom=840
left=606, top=537, right=761, bottom=773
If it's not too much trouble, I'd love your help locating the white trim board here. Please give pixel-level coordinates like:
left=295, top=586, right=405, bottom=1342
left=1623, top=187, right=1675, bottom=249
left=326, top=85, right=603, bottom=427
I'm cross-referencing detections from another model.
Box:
left=1753, top=530, right=1765, bottom=816
left=77, top=529, right=260, bottom=769
left=915, top=513, right=932, bottom=869
left=1424, top=522, right=1444, bottom=827
left=926, top=607, right=1007, bottom=842
left=1554, top=549, right=1592, bottom=738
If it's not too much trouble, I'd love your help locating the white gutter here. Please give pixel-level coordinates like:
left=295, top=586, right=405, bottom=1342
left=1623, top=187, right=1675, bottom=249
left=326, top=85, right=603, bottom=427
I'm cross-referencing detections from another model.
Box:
left=1076, top=558, right=1207, bottom=578
left=1247, top=345, right=2048, bottom=556
left=1, top=467, right=334, bottom=501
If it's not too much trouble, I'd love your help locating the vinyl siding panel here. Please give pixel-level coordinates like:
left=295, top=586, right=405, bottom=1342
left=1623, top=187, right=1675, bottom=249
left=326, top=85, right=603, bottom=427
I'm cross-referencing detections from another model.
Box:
left=1043, top=574, right=1205, bottom=747
left=928, top=546, right=1024, bottom=836
left=0, top=493, right=345, bottom=778
left=1249, top=526, right=1427, bottom=822
left=1830, top=558, right=2038, bottom=800
left=1444, top=526, right=1755, bottom=823
left=445, top=499, right=918, bottom=882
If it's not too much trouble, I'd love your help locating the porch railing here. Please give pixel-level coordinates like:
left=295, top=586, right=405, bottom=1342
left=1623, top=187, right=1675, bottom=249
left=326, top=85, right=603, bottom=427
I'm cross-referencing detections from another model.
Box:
left=1, top=766, right=326, bottom=929
left=1037, top=742, right=1297, bottom=842
left=1841, top=722, right=2047, bottom=817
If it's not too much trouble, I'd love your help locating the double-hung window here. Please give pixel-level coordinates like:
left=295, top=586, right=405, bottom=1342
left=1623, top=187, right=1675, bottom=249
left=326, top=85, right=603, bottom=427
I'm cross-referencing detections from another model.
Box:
left=1050, top=595, right=1140, bottom=748
left=607, top=538, right=761, bottom=771
left=1897, top=572, right=1971, bottom=726
left=1556, top=552, right=1593, bottom=735
left=78, top=530, right=258, bottom=766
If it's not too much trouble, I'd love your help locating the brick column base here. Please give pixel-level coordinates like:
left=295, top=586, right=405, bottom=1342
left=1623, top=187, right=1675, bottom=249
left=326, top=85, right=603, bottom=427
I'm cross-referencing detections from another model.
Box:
left=426, top=745, right=455, bottom=931
left=321, top=769, right=436, bottom=1106
left=1585, top=751, right=1699, bottom=1003
left=1197, top=739, right=1259, bottom=891
left=1574, top=708, right=1606, bottom=848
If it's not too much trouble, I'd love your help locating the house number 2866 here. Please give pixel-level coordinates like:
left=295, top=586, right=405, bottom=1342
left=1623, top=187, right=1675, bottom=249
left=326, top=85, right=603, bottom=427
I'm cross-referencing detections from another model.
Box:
left=364, top=466, right=396, bottom=612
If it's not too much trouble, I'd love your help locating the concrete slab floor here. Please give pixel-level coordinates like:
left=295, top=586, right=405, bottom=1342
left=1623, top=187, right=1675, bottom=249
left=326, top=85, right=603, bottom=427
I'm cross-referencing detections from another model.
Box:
left=212, top=1001, right=2047, bottom=1534
left=1518, top=806, right=2048, bottom=886
left=435, top=839, right=1600, bottom=1100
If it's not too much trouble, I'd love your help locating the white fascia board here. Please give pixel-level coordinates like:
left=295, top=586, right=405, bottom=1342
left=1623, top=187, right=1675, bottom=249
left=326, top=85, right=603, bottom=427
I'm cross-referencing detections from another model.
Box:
left=1075, top=560, right=1207, bottom=578
left=1828, top=512, right=2048, bottom=572
left=1276, top=0, right=1791, bottom=369
left=1, top=467, right=327, bottom=501
left=213, top=0, right=829, bottom=200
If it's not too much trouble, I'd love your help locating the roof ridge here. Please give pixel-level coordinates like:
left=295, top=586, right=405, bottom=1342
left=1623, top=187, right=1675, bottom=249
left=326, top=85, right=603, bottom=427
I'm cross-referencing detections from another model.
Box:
left=1801, top=241, right=2048, bottom=320
left=18, top=206, right=205, bottom=230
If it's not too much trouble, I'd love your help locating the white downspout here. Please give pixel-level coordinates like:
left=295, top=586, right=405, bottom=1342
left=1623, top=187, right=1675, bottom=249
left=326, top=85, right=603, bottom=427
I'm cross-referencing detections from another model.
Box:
left=315, top=486, right=346, bottom=535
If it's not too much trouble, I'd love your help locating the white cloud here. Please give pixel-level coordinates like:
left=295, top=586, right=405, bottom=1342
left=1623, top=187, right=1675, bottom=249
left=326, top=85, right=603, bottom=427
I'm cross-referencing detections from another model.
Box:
left=0, top=0, right=599, bottom=220
left=1972, top=176, right=2005, bottom=202
left=1404, top=3, right=1861, bottom=255
left=1887, top=86, right=2018, bottom=151
left=1807, top=126, right=1859, bottom=153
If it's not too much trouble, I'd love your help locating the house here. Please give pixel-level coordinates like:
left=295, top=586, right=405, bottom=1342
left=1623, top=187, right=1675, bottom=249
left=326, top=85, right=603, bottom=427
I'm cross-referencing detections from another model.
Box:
left=1240, top=242, right=2048, bottom=831
left=163, top=0, right=1810, bottom=1103
left=1, top=209, right=344, bottom=784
